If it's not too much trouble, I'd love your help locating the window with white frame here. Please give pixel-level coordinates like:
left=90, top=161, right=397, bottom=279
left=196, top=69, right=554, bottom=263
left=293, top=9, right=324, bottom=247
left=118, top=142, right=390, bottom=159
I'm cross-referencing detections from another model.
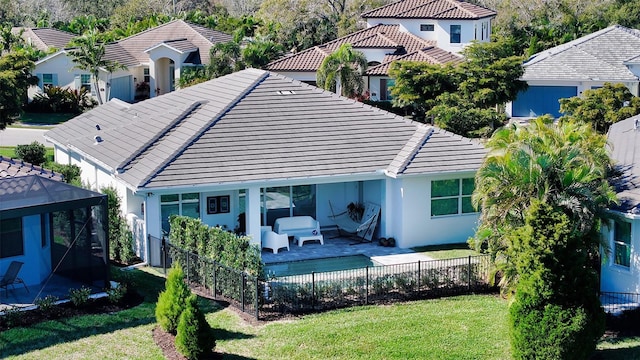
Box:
left=144, top=68, right=150, bottom=83
left=42, top=73, right=55, bottom=88
left=420, top=24, right=435, bottom=32
left=380, top=78, right=395, bottom=101
left=613, top=219, right=631, bottom=267
left=450, top=25, right=462, bottom=44
left=431, top=178, right=475, bottom=216
left=160, top=193, right=200, bottom=233
left=80, top=74, right=91, bottom=92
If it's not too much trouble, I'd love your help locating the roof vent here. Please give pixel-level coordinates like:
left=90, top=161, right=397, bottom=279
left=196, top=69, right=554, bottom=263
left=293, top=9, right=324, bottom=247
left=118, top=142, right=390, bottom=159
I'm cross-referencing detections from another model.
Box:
left=276, top=90, right=296, bottom=95
left=635, top=119, right=639, bottom=130
left=94, top=135, right=103, bottom=144
left=96, top=124, right=101, bottom=130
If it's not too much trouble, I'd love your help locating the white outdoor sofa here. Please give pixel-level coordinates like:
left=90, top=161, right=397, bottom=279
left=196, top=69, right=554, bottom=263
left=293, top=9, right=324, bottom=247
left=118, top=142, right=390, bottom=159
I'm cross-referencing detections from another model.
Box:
left=274, top=216, right=323, bottom=246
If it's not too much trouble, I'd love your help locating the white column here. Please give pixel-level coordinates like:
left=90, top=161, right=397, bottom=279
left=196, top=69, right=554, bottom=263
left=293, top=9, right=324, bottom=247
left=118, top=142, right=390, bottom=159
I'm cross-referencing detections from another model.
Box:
left=149, top=60, right=157, bottom=98
left=145, top=193, right=161, bottom=265
left=245, top=186, right=262, bottom=246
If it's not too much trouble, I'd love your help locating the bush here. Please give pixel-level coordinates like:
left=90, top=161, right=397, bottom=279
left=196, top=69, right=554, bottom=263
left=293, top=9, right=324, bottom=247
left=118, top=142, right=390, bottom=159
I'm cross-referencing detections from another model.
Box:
left=155, top=263, right=190, bottom=334
left=48, top=163, right=81, bottom=185
left=101, top=186, right=136, bottom=264
left=69, top=286, right=92, bottom=307
left=175, top=294, right=215, bottom=359
left=15, top=141, right=46, bottom=166
left=26, top=86, right=96, bottom=114
left=34, top=295, right=59, bottom=316
left=106, top=283, right=128, bottom=304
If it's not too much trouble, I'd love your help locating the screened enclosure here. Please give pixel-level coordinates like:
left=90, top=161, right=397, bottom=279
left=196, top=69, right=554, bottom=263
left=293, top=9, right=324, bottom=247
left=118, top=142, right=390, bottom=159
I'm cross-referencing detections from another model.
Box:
left=0, top=175, right=109, bottom=288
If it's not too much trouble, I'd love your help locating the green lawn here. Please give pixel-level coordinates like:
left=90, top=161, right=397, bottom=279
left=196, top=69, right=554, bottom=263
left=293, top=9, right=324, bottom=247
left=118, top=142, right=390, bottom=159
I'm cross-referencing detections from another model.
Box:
left=1, top=267, right=638, bottom=359
left=14, top=113, right=75, bottom=126
left=413, top=243, right=481, bottom=259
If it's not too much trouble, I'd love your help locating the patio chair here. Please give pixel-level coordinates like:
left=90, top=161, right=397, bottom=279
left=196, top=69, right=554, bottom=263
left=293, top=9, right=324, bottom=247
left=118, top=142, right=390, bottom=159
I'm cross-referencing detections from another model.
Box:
left=0, top=261, right=29, bottom=296
left=328, top=201, right=380, bottom=244
left=262, top=231, right=290, bottom=254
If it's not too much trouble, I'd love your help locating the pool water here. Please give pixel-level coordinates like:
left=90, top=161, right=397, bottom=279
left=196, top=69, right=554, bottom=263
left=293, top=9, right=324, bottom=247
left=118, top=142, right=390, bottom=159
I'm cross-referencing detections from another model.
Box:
left=265, top=255, right=375, bottom=277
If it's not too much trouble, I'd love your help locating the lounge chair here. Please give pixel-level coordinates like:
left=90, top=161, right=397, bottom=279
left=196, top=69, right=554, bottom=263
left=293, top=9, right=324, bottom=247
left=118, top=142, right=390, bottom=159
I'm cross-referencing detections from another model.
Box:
left=328, top=201, right=380, bottom=243
left=262, top=231, right=290, bottom=254
left=0, top=261, right=29, bottom=296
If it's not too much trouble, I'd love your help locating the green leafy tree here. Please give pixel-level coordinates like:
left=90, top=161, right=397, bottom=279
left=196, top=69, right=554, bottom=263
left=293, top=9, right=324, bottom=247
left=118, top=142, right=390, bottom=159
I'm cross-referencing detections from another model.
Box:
left=241, top=35, right=284, bottom=69
left=68, top=28, right=126, bottom=105
left=15, top=141, right=46, bottom=165
left=48, top=163, right=81, bottom=185
left=101, top=186, right=135, bottom=264
left=208, top=40, right=245, bottom=78
left=470, top=117, right=617, bottom=292
left=0, top=51, right=37, bottom=129
left=316, top=43, right=367, bottom=98
left=0, top=24, right=24, bottom=53
left=559, top=82, right=640, bottom=134
left=175, top=294, right=215, bottom=359
left=155, top=262, right=190, bottom=334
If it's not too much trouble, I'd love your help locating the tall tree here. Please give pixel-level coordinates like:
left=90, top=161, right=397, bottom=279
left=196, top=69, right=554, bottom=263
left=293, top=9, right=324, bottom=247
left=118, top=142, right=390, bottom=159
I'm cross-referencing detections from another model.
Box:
left=241, top=35, right=284, bottom=69
left=68, top=28, right=125, bottom=105
left=0, top=51, right=37, bottom=129
left=316, top=43, right=367, bottom=98
left=559, top=82, right=640, bottom=134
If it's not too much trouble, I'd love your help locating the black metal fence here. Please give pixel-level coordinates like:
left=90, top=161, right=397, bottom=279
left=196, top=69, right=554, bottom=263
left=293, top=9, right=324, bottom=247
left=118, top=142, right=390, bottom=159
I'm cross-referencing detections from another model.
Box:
left=600, top=292, right=640, bottom=315
left=158, top=237, right=495, bottom=320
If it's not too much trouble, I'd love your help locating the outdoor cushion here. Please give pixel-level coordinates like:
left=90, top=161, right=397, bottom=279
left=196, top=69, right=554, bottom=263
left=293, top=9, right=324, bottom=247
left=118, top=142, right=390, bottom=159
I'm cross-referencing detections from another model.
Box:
left=274, top=216, right=321, bottom=238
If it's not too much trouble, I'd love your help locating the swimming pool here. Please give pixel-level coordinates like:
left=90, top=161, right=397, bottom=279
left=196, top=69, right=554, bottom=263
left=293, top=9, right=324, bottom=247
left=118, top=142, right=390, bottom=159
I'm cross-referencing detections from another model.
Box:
left=265, top=255, right=375, bottom=277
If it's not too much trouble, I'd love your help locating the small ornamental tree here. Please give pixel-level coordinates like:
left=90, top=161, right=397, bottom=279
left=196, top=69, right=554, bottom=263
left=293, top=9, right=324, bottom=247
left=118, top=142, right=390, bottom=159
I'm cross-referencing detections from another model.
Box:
left=15, top=141, right=47, bottom=166
left=175, top=294, right=216, bottom=359
left=155, top=263, right=190, bottom=334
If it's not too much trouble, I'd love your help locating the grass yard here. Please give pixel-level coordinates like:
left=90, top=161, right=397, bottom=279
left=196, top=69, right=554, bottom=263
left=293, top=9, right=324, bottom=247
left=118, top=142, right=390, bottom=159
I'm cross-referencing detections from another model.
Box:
left=413, top=243, right=481, bottom=259
left=15, top=113, right=75, bottom=126
left=1, top=267, right=638, bottom=359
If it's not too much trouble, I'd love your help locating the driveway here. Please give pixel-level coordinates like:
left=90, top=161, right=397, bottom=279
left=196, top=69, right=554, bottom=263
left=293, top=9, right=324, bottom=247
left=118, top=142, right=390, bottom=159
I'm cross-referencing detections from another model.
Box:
left=0, top=127, right=50, bottom=147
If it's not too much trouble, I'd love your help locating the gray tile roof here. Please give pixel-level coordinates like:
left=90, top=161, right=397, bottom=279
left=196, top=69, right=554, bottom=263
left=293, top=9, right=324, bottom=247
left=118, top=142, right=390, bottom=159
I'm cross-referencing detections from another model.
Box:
left=15, top=27, right=75, bottom=52
left=361, top=0, right=496, bottom=19
left=45, top=69, right=485, bottom=190
left=607, top=115, right=640, bottom=214
left=267, top=24, right=438, bottom=75
left=522, top=25, right=640, bottom=82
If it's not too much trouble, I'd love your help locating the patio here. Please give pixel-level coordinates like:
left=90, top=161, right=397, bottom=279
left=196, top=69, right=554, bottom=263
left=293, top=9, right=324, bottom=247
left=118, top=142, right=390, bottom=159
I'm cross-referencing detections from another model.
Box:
left=260, top=230, right=433, bottom=265
left=0, top=274, right=103, bottom=311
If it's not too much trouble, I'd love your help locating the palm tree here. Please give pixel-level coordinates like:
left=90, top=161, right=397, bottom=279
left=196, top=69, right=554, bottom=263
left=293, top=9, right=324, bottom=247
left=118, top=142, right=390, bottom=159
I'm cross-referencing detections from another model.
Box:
left=69, top=28, right=126, bottom=105
left=316, top=43, right=367, bottom=98
left=470, top=116, right=617, bottom=291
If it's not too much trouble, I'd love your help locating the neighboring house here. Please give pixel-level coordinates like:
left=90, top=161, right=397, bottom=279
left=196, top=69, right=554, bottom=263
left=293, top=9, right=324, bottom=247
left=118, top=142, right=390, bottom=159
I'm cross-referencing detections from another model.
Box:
left=508, top=25, right=640, bottom=119
left=12, top=27, right=75, bottom=53
left=266, top=0, right=495, bottom=100
left=0, top=156, right=108, bottom=288
left=29, top=20, right=232, bottom=104
left=44, top=68, right=487, bottom=265
left=601, top=116, right=640, bottom=294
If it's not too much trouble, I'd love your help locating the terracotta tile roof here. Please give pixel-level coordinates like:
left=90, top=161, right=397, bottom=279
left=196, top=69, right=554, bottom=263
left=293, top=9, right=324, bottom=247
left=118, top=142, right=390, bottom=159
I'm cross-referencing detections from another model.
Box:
left=14, top=27, right=75, bottom=52
left=366, top=46, right=462, bottom=75
left=0, top=156, right=63, bottom=181
left=267, top=24, right=435, bottom=73
left=362, top=0, right=496, bottom=19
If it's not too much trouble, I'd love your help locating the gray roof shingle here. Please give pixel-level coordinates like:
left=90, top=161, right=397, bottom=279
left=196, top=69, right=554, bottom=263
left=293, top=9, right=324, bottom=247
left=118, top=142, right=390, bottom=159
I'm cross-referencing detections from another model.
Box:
left=608, top=115, right=640, bottom=214
left=523, top=25, right=640, bottom=82
left=45, top=69, right=485, bottom=190
left=15, top=27, right=75, bottom=52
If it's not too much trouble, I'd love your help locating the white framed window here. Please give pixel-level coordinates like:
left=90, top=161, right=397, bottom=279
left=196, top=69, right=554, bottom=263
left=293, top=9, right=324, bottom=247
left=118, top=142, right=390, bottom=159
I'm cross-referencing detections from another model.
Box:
left=143, top=68, right=150, bottom=83
left=160, top=193, right=200, bottom=233
left=42, top=73, right=56, bottom=88
left=80, top=74, right=91, bottom=92
left=420, top=24, right=435, bottom=32
left=431, top=178, right=475, bottom=217
left=613, top=219, right=631, bottom=267
left=450, top=25, right=462, bottom=44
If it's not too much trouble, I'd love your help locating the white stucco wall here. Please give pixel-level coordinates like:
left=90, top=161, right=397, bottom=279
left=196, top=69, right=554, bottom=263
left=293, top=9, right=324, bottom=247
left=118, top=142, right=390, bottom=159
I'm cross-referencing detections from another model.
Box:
left=600, top=215, right=640, bottom=293
left=390, top=174, right=480, bottom=248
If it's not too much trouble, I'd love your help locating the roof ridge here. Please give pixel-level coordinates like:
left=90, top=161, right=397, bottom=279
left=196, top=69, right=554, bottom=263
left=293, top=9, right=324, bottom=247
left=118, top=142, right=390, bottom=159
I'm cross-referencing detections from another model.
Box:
left=139, top=70, right=270, bottom=187
left=387, top=125, right=434, bottom=176
left=117, top=101, right=203, bottom=172
left=443, top=0, right=477, bottom=18
left=361, top=0, right=409, bottom=17
left=183, top=21, right=230, bottom=45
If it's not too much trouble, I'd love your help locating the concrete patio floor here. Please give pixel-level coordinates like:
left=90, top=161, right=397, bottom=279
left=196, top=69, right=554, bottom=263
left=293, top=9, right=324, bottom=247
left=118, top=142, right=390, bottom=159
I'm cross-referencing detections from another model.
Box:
left=0, top=275, right=103, bottom=311
left=260, top=230, right=433, bottom=265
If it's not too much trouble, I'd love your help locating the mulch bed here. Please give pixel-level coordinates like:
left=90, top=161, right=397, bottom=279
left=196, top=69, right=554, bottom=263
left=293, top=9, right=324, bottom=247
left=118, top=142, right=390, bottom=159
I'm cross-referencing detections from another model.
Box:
left=0, top=291, right=144, bottom=332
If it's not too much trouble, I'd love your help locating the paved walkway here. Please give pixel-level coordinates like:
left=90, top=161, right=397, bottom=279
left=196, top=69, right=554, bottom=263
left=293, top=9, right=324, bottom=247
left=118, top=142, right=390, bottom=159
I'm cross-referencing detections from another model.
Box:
left=260, top=230, right=433, bottom=265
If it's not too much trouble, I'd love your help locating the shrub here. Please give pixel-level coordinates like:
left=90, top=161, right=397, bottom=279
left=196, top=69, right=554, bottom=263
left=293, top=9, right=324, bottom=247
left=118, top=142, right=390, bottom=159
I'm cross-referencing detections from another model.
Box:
left=69, top=286, right=92, bottom=307
left=106, top=283, right=128, bottom=304
left=101, top=186, right=135, bottom=264
left=2, top=306, right=24, bottom=327
left=156, top=263, right=190, bottom=334
left=27, top=86, right=96, bottom=114
left=175, top=294, right=215, bottom=359
left=15, top=141, right=46, bottom=166
left=34, top=295, right=59, bottom=316
left=48, top=163, right=81, bottom=185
